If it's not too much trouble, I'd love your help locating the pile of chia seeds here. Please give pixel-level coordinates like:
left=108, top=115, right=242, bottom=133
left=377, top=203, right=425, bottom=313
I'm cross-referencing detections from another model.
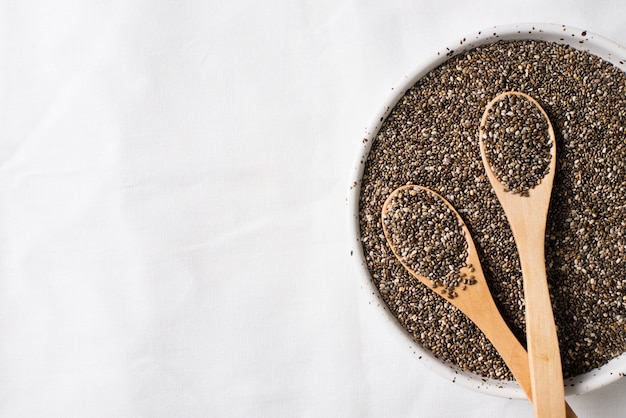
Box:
left=358, top=40, right=626, bottom=380
left=382, top=186, right=470, bottom=298
left=481, top=93, right=553, bottom=195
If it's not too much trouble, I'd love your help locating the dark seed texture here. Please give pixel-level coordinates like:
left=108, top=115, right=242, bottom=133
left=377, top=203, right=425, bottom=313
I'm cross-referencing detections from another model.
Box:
left=382, top=186, right=469, bottom=298
left=482, top=94, right=553, bottom=196
left=359, top=40, right=626, bottom=381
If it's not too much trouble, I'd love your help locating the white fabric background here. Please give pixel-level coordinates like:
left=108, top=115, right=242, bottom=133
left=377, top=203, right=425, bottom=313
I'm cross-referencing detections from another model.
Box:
left=1, top=1, right=626, bottom=417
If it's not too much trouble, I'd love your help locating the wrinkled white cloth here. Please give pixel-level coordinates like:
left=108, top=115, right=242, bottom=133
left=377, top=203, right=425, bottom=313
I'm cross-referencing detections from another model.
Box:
left=1, top=1, right=626, bottom=417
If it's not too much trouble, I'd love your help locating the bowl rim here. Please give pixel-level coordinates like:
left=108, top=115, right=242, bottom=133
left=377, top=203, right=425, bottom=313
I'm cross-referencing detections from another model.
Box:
left=347, top=22, right=626, bottom=399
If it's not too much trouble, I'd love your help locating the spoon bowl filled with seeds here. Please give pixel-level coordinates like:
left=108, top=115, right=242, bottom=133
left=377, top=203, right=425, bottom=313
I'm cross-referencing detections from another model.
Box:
left=349, top=22, right=626, bottom=399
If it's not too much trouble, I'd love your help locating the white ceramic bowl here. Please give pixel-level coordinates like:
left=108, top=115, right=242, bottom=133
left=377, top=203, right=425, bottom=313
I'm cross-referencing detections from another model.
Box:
left=348, top=23, right=626, bottom=399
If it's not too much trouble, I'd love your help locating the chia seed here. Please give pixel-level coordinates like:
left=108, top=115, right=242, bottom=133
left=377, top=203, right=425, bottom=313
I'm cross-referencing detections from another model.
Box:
left=358, top=40, right=626, bottom=380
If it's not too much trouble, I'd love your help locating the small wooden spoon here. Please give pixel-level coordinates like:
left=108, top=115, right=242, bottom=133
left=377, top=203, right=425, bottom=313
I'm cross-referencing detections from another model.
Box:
left=479, top=91, right=564, bottom=418
left=381, top=185, right=576, bottom=417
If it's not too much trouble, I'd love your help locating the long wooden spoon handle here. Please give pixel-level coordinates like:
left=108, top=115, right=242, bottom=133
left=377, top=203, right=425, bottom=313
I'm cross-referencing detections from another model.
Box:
left=518, top=228, right=566, bottom=417
left=484, top=304, right=576, bottom=417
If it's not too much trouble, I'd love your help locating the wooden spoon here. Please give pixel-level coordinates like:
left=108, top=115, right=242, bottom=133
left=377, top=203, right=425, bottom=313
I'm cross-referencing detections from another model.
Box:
left=479, top=91, right=564, bottom=418
left=381, top=185, right=576, bottom=417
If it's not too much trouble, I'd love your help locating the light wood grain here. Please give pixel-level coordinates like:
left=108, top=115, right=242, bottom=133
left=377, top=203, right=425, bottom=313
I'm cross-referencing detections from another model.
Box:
left=479, top=91, right=566, bottom=418
left=381, top=185, right=576, bottom=418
